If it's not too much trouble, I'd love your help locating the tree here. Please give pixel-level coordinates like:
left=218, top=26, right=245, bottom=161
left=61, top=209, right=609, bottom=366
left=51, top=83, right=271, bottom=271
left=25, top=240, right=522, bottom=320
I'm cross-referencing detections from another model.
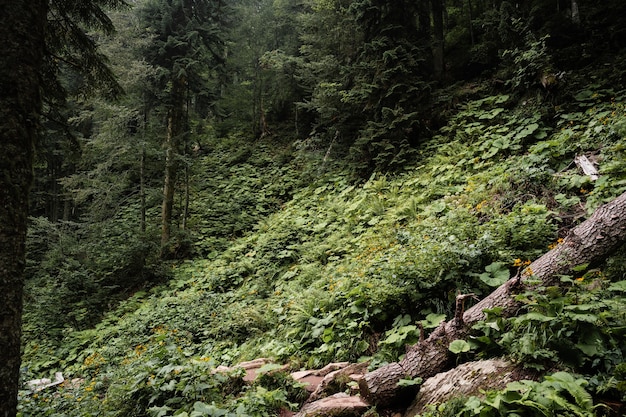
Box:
left=431, top=0, right=445, bottom=80
left=0, top=1, right=47, bottom=415
left=344, top=0, right=432, bottom=173
left=290, top=0, right=436, bottom=174
left=30, top=0, right=125, bottom=222
left=139, top=0, right=228, bottom=258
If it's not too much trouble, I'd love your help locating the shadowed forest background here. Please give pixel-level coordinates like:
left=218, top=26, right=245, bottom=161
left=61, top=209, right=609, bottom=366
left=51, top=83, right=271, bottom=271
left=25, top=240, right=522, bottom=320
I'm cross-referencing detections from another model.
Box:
left=12, top=0, right=626, bottom=415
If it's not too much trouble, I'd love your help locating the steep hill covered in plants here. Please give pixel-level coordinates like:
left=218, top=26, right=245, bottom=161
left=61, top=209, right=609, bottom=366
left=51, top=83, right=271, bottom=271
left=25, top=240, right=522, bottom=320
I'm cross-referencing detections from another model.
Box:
left=18, top=58, right=626, bottom=415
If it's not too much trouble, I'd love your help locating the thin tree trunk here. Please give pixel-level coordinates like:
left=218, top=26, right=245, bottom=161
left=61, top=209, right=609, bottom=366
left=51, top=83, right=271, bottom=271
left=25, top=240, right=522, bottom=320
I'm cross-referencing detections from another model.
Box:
left=417, top=0, right=433, bottom=74
left=161, top=76, right=186, bottom=257
left=359, top=191, right=626, bottom=406
left=182, top=164, right=190, bottom=230
left=63, top=196, right=71, bottom=221
left=431, top=0, right=445, bottom=81
left=571, top=0, right=580, bottom=24
left=467, top=0, right=475, bottom=46
left=182, top=83, right=191, bottom=231
left=140, top=102, right=149, bottom=234
left=140, top=144, right=146, bottom=234
left=161, top=114, right=176, bottom=253
left=51, top=164, right=60, bottom=222
left=0, top=1, right=46, bottom=415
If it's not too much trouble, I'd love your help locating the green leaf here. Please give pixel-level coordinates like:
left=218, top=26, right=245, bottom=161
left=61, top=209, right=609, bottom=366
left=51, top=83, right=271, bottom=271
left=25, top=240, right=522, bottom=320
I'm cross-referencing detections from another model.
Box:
left=516, top=312, right=554, bottom=323
left=148, top=405, right=172, bottom=417
left=576, top=343, right=599, bottom=356
left=257, top=363, right=284, bottom=374
left=191, top=401, right=229, bottom=417
left=431, top=201, right=446, bottom=213
left=478, top=262, right=510, bottom=287
left=422, top=313, right=446, bottom=328
left=449, top=339, right=471, bottom=354
left=160, top=379, right=177, bottom=391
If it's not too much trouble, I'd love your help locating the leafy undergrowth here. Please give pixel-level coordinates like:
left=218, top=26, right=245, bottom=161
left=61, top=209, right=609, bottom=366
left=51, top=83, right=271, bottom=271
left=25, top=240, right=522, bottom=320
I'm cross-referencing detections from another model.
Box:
left=19, top=82, right=626, bottom=416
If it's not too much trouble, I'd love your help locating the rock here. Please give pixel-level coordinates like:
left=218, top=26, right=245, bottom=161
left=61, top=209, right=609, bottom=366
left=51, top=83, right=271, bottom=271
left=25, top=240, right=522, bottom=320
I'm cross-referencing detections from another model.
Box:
left=308, top=362, right=369, bottom=402
left=291, top=370, right=316, bottom=380
left=26, top=372, right=64, bottom=392
left=213, top=358, right=288, bottom=382
left=237, top=358, right=272, bottom=369
left=291, top=371, right=324, bottom=393
left=316, top=362, right=351, bottom=377
left=295, top=393, right=370, bottom=417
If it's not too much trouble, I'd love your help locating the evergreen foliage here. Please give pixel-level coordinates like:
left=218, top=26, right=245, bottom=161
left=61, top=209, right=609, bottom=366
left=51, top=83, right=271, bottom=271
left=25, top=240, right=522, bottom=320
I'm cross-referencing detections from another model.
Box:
left=16, top=1, right=626, bottom=416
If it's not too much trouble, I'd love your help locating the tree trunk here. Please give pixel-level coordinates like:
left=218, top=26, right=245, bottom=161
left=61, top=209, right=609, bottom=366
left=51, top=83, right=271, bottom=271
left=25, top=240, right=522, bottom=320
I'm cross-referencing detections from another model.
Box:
left=431, top=0, right=445, bottom=81
left=404, top=358, right=539, bottom=416
left=0, top=1, right=46, bottom=415
left=417, top=0, right=433, bottom=74
left=140, top=144, right=147, bottom=234
left=359, top=190, right=626, bottom=406
left=571, top=0, right=580, bottom=24
left=160, top=76, right=186, bottom=258
left=467, top=0, right=475, bottom=46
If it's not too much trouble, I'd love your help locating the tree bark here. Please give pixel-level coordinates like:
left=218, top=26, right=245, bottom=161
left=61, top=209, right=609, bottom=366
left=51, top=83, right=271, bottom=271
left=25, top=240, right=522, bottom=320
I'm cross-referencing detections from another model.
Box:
left=431, top=0, right=445, bottom=81
left=404, top=358, right=539, bottom=417
left=467, top=0, right=475, bottom=46
left=571, top=0, right=580, bottom=24
left=160, top=75, right=186, bottom=258
left=0, top=1, right=47, bottom=415
left=359, top=190, right=626, bottom=406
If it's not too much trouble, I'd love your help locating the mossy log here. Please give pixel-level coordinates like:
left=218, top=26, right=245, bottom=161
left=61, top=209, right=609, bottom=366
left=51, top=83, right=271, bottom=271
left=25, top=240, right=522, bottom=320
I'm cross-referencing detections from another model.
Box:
left=359, top=191, right=626, bottom=406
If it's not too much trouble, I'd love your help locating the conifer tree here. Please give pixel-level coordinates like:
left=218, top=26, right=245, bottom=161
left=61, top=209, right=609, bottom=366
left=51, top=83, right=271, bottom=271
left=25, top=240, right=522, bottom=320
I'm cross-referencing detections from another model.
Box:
left=1, top=1, right=126, bottom=413
left=139, top=0, right=228, bottom=257
left=0, top=2, right=47, bottom=415
left=32, top=0, right=127, bottom=221
left=344, top=0, right=432, bottom=173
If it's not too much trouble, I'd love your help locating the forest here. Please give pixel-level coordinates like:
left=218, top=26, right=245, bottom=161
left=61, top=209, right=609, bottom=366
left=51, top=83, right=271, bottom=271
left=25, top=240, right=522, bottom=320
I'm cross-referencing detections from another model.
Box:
left=2, top=0, right=626, bottom=416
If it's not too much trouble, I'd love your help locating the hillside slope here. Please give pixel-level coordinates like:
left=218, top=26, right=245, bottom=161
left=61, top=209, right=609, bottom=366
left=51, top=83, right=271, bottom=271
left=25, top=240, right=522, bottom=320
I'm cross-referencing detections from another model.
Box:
left=19, top=72, right=626, bottom=416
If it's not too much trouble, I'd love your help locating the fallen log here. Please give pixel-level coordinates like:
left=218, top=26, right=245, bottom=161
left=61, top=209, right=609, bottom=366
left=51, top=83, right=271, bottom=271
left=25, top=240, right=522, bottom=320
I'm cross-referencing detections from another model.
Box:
left=359, top=190, right=626, bottom=406
left=403, top=358, right=539, bottom=417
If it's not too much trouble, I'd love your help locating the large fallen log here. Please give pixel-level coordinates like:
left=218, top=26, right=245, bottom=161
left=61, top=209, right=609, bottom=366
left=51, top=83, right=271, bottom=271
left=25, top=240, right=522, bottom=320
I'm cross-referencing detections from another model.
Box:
left=359, top=190, right=626, bottom=406
left=403, top=358, right=539, bottom=417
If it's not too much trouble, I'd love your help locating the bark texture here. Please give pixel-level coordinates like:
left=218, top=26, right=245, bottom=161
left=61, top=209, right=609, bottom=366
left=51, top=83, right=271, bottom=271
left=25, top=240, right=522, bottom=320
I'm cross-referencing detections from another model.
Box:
left=0, top=1, right=46, bottom=415
left=431, top=0, right=445, bottom=80
left=161, top=76, right=186, bottom=257
left=359, top=191, right=626, bottom=406
left=403, top=359, right=539, bottom=417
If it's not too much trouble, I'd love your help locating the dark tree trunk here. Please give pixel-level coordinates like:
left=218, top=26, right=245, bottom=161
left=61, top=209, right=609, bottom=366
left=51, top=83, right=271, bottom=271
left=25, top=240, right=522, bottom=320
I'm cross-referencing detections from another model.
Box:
left=160, top=76, right=186, bottom=257
left=0, top=1, right=47, bottom=415
left=467, top=0, right=475, bottom=46
left=417, top=0, right=433, bottom=75
left=359, top=191, right=626, bottom=406
left=431, top=0, right=445, bottom=80
left=571, top=0, right=580, bottom=24
left=140, top=145, right=147, bottom=233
